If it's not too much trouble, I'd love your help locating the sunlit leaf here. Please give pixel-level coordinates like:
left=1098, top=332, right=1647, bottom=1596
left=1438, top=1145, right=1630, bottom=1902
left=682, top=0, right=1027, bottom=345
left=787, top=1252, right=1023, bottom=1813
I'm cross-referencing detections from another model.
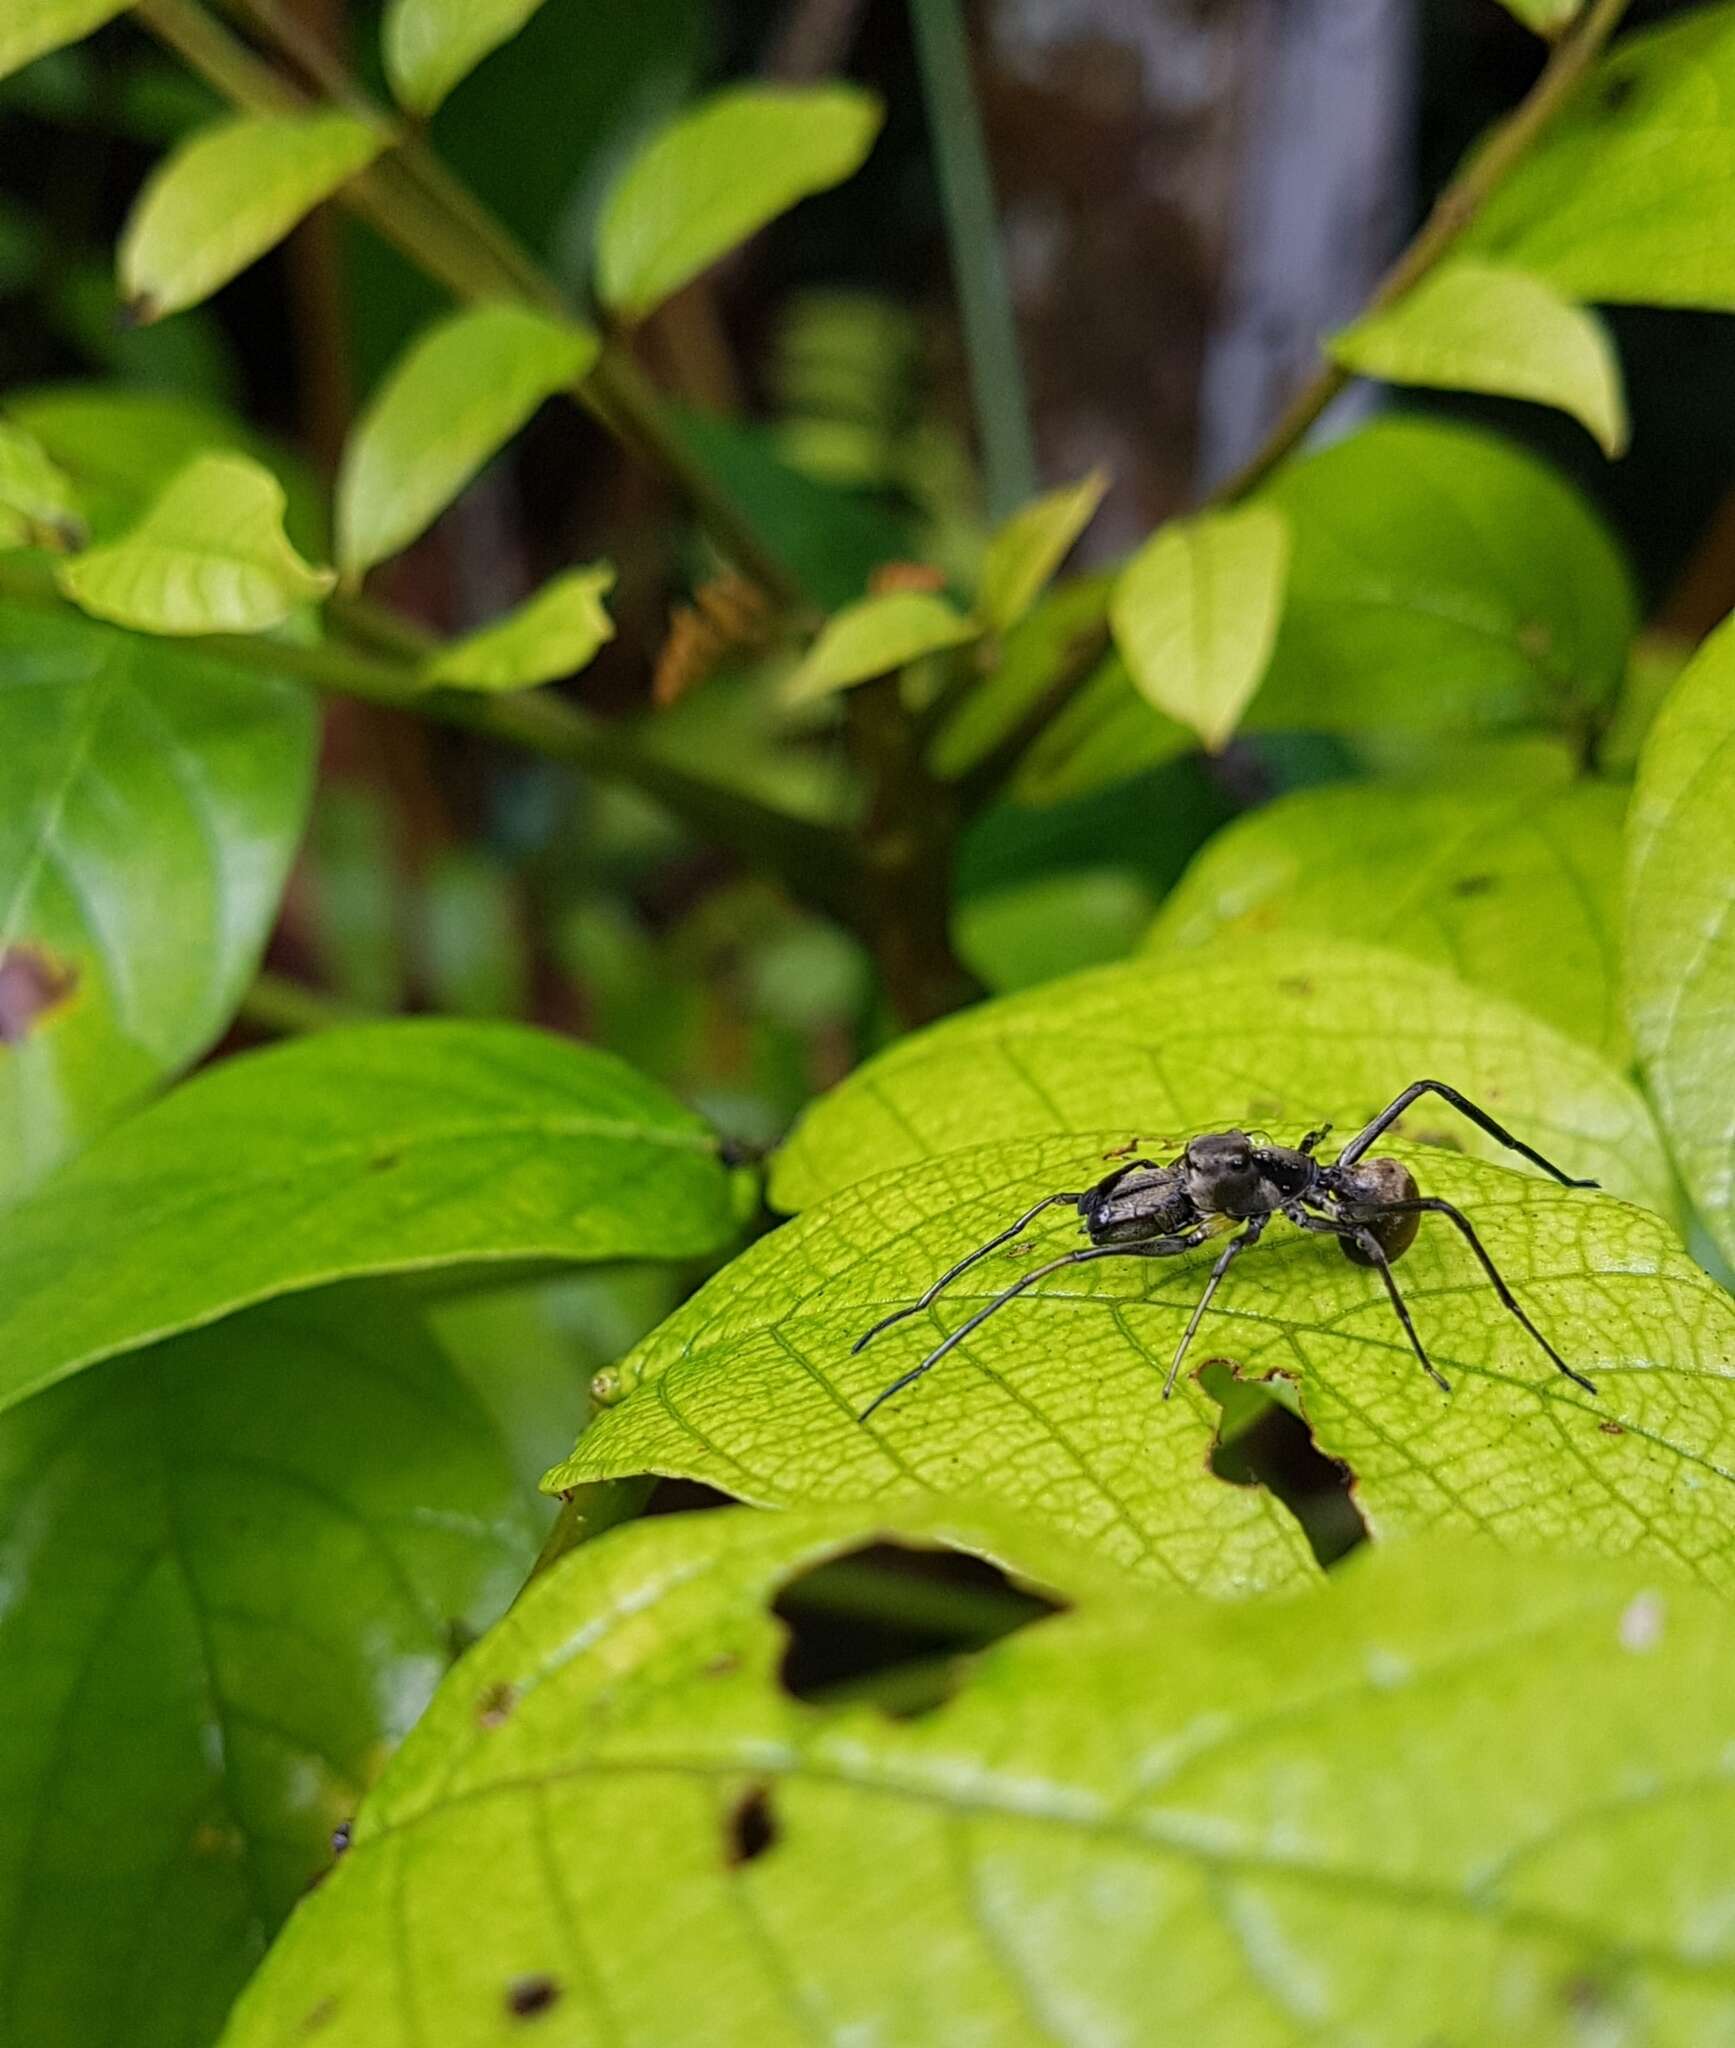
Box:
left=225, top=1503, right=1735, bottom=2046
left=1149, top=746, right=1630, bottom=1058
left=783, top=590, right=977, bottom=705
left=118, top=112, right=383, bottom=321
left=773, top=935, right=1669, bottom=1216
left=0, top=1287, right=537, bottom=2048
left=597, top=85, right=883, bottom=321
left=0, top=418, right=83, bottom=547
left=976, top=469, right=1108, bottom=633
left=56, top=452, right=334, bottom=635
left=1468, top=4, right=1735, bottom=311
left=0, top=0, right=129, bottom=85
left=0, top=596, right=315, bottom=1197
left=336, top=304, right=597, bottom=579
left=1626, top=615, right=1735, bottom=1266
left=1331, top=263, right=1628, bottom=455
left=383, top=0, right=551, bottom=116
left=1110, top=503, right=1290, bottom=751
left=0, top=1019, right=738, bottom=1416
left=423, top=564, right=615, bottom=691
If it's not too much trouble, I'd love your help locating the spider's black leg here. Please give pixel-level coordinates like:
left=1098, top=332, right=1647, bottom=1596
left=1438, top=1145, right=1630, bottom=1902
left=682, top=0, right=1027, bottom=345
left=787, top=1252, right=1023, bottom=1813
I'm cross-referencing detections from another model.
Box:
left=1341, top=1194, right=1597, bottom=1394
left=857, top=1231, right=1209, bottom=1424
left=1290, top=1210, right=1451, bottom=1393
left=1336, top=1080, right=1598, bottom=1189
left=1164, top=1215, right=1268, bottom=1398
left=851, top=1192, right=1084, bottom=1355
left=1299, top=1124, right=1333, bottom=1156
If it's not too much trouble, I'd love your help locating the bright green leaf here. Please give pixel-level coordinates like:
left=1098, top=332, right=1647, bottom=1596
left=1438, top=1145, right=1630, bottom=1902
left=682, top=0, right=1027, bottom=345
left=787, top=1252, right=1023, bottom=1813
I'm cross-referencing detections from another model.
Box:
left=1149, top=746, right=1631, bottom=1058
left=1626, top=616, right=1735, bottom=1266
left=783, top=589, right=977, bottom=706
left=423, top=564, right=615, bottom=691
left=383, top=0, right=550, bottom=117
left=0, top=0, right=129, bottom=84
left=0, top=1286, right=537, bottom=2048
left=336, top=304, right=597, bottom=579
left=118, top=112, right=384, bottom=321
left=56, top=452, right=334, bottom=635
left=0, top=418, right=83, bottom=547
left=0, top=596, right=315, bottom=1197
left=8, top=383, right=328, bottom=552
left=558, top=1131, right=1730, bottom=1595
left=772, top=936, right=1669, bottom=1213
left=597, top=85, right=883, bottom=321
left=224, top=1504, right=1735, bottom=2046
left=0, top=1018, right=737, bottom=1416
left=1331, top=263, right=1628, bottom=456
left=976, top=469, right=1108, bottom=632
left=1111, top=503, right=1290, bottom=751
left=1468, top=5, right=1735, bottom=311
left=1498, top=0, right=1582, bottom=35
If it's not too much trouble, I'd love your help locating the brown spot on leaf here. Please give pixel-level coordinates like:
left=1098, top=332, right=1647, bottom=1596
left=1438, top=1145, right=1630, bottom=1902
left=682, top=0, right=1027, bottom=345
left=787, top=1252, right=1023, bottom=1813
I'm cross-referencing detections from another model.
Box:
left=725, top=1784, right=779, bottom=1867
left=1598, top=1420, right=1626, bottom=1437
left=1277, top=975, right=1314, bottom=998
left=300, top=1995, right=340, bottom=2036
left=476, top=1681, right=517, bottom=1729
left=505, top=1976, right=560, bottom=2020
left=0, top=944, right=78, bottom=1045
left=1450, top=873, right=1496, bottom=898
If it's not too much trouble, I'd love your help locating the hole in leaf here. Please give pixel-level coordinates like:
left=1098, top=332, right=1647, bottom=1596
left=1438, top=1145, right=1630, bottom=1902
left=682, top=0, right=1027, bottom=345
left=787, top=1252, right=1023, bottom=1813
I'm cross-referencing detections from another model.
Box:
left=725, top=1783, right=779, bottom=1867
left=505, top=1975, right=561, bottom=2020
left=772, top=1540, right=1064, bottom=1718
left=1199, top=1359, right=1368, bottom=1568
left=0, top=944, right=78, bottom=1045
left=644, top=1477, right=740, bottom=1516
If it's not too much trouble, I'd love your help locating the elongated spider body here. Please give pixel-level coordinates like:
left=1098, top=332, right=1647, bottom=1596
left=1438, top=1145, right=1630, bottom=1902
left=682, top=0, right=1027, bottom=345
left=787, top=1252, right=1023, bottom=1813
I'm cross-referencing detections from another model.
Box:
left=853, top=1080, right=1598, bottom=1423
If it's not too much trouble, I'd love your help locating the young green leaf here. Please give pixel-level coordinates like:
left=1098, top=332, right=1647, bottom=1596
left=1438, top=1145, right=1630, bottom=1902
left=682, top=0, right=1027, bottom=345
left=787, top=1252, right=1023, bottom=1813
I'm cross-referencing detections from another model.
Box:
left=383, top=0, right=550, bottom=117
left=56, top=452, right=335, bottom=635
left=0, top=1019, right=738, bottom=1417
left=1330, top=263, right=1628, bottom=456
left=783, top=589, right=977, bottom=705
left=0, top=0, right=129, bottom=84
left=0, top=418, right=83, bottom=547
left=1149, top=746, right=1630, bottom=1058
left=336, top=304, right=598, bottom=579
left=422, top=564, right=615, bottom=691
left=1498, top=0, right=1582, bottom=34
left=1110, top=502, right=1290, bottom=750
left=0, top=1287, right=537, bottom=2048
left=771, top=936, right=1669, bottom=1214
left=1468, top=6, right=1735, bottom=310
left=1626, top=616, right=1735, bottom=1266
left=976, top=468, right=1109, bottom=633
left=596, top=85, right=883, bottom=321
left=558, top=1132, right=1733, bottom=1594
left=118, top=112, right=384, bottom=322
left=0, top=597, right=315, bottom=1197
left=226, top=1507, right=1735, bottom=2046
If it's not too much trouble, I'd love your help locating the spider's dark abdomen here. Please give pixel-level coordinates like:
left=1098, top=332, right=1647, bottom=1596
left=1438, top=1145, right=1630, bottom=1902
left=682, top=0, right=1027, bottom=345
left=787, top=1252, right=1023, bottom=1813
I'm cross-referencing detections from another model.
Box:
left=1336, top=1157, right=1421, bottom=1264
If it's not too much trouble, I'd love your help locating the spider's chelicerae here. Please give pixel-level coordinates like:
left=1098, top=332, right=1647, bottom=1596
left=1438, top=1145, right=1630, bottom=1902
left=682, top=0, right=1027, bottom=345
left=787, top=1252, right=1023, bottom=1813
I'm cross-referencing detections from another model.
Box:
left=853, top=1080, right=1598, bottom=1423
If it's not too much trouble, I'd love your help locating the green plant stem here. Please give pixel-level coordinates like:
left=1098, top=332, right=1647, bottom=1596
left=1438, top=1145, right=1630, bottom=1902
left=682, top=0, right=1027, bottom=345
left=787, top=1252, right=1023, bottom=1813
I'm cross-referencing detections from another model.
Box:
left=239, top=971, right=364, bottom=1036
left=1214, top=0, right=1633, bottom=503
left=907, top=0, right=1037, bottom=523
left=0, top=555, right=856, bottom=924
left=524, top=1478, right=657, bottom=1593
left=134, top=0, right=801, bottom=602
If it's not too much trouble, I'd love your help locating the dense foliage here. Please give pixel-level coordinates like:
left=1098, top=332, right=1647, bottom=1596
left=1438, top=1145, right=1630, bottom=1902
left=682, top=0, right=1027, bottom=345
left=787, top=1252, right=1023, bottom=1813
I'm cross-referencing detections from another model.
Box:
left=2, top=0, right=1734, bottom=2042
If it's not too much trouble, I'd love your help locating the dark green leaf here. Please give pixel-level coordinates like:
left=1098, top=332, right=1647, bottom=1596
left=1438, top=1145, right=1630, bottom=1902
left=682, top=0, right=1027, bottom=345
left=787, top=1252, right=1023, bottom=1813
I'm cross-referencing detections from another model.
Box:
left=0, top=1019, right=737, bottom=1416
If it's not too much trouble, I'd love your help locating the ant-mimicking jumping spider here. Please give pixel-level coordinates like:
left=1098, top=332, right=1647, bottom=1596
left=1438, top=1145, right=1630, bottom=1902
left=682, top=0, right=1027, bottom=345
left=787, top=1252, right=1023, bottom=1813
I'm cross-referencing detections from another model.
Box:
left=853, top=1080, right=1598, bottom=1422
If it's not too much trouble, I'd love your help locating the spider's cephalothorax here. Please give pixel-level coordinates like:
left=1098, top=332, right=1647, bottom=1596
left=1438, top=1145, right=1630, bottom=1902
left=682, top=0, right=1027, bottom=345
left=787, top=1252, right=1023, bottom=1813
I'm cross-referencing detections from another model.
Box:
left=853, top=1080, right=1598, bottom=1422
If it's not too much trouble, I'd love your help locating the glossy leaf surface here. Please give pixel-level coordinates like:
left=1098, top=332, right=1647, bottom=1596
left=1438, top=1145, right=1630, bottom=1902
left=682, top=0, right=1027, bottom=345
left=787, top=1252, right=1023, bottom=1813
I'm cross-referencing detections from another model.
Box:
left=0, top=1287, right=536, bottom=2048
left=0, top=1019, right=737, bottom=1415
left=228, top=1506, right=1735, bottom=2045
left=0, top=597, right=315, bottom=1196
left=1626, top=617, right=1735, bottom=1264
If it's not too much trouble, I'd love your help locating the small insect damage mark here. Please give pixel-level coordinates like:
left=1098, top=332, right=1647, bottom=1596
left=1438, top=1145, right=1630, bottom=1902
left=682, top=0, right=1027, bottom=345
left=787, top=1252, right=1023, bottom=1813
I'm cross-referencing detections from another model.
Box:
left=1598, top=1420, right=1626, bottom=1437
left=505, top=1975, right=561, bottom=2020
left=725, top=1783, right=780, bottom=1868
left=0, top=944, right=79, bottom=1045
left=1199, top=1358, right=1369, bottom=1568
left=1449, top=872, right=1497, bottom=898
left=1276, top=974, right=1314, bottom=998
left=475, top=1680, right=518, bottom=1729
left=1594, top=70, right=1638, bottom=118
left=299, top=1994, right=340, bottom=2036
left=772, top=1540, right=1065, bottom=1720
